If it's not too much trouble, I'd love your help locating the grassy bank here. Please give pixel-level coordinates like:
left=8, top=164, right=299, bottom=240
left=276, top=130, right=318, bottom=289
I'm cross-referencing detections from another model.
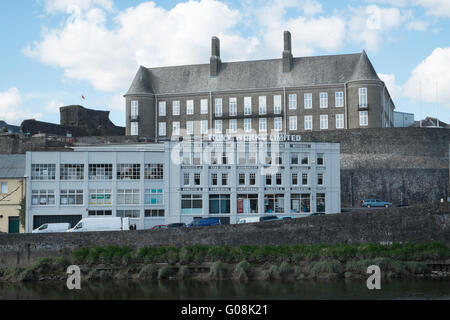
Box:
left=1, top=243, right=449, bottom=282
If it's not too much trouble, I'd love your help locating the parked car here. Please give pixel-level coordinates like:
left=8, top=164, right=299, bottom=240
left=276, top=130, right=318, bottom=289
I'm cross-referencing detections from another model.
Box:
left=67, top=217, right=130, bottom=232
left=280, top=216, right=294, bottom=220
left=310, top=212, right=325, bottom=216
left=32, top=223, right=71, bottom=233
left=259, top=215, right=280, bottom=222
left=167, top=223, right=186, bottom=228
left=187, top=218, right=221, bottom=227
left=152, top=225, right=168, bottom=230
left=237, top=217, right=260, bottom=224
left=361, top=199, right=393, bottom=208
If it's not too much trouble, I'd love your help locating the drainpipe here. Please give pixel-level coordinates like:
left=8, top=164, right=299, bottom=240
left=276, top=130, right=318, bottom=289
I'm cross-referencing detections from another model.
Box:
left=344, top=82, right=349, bottom=129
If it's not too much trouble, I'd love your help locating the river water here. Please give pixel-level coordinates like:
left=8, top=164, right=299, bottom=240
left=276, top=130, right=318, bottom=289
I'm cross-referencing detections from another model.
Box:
left=0, top=279, right=449, bottom=300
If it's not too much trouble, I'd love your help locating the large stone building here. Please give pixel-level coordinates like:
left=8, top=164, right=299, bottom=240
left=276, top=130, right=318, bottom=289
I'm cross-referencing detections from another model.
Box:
left=125, top=31, right=395, bottom=138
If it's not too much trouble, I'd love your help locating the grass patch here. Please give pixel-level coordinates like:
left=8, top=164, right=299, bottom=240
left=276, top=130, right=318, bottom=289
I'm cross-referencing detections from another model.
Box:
left=308, top=259, right=344, bottom=275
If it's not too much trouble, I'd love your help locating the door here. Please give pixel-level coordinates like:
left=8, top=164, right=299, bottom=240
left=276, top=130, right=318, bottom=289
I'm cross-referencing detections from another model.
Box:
left=8, top=217, right=20, bottom=234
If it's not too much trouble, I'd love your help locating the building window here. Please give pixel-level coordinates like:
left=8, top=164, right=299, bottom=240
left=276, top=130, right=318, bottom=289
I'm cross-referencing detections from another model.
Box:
left=183, top=173, right=190, bottom=186
left=172, top=121, right=180, bottom=136
left=222, top=152, right=228, bottom=165
left=289, top=116, right=297, bottom=131
left=301, top=154, right=309, bottom=165
left=335, top=92, right=344, bottom=108
left=186, top=121, right=194, bottom=135
left=266, top=174, right=272, bottom=185
left=215, top=120, right=222, bottom=134
left=289, top=94, right=297, bottom=110
left=145, top=209, right=165, bottom=217
left=292, top=173, right=298, bottom=185
left=317, top=173, right=324, bottom=185
left=31, top=190, right=55, bottom=206
left=194, top=173, right=201, bottom=186
left=117, top=210, right=140, bottom=218
left=320, top=115, right=328, bottom=130
left=238, top=173, right=246, bottom=185
left=117, top=164, right=140, bottom=180
left=31, top=164, right=56, bottom=180
left=264, top=194, right=284, bottom=213
left=211, top=173, right=218, bottom=186
left=222, top=173, right=228, bottom=186
left=238, top=153, right=246, bottom=165
left=181, top=194, right=202, bottom=214
left=244, top=119, right=252, bottom=133
left=317, top=154, right=324, bottom=165
left=89, top=189, right=112, bottom=206
left=210, top=194, right=231, bottom=214
left=89, top=164, right=112, bottom=180
left=60, top=164, right=84, bottom=180
left=259, top=118, right=267, bottom=132
left=201, top=120, right=208, bottom=134
left=336, top=114, right=345, bottom=129
left=229, top=119, right=237, bottom=133
left=302, top=173, right=308, bottom=185
left=1, top=182, right=7, bottom=194
left=317, top=193, right=326, bottom=213
left=274, top=117, right=282, bottom=132
left=89, top=210, right=112, bottom=216
left=187, top=100, right=194, bottom=115
left=291, top=194, right=311, bottom=213
left=249, top=173, right=256, bottom=185
left=359, top=88, right=368, bottom=107
left=304, top=93, right=312, bottom=109
left=259, top=96, right=267, bottom=115
left=60, top=189, right=83, bottom=205
left=145, top=189, right=163, bottom=205
left=159, top=101, right=166, bottom=116
left=291, top=153, right=299, bottom=165
left=117, top=189, right=140, bottom=205
left=201, top=99, right=208, bottom=114
left=229, top=98, right=237, bottom=116
left=144, top=164, right=163, bottom=180
left=276, top=173, right=282, bottom=185
left=320, top=92, right=328, bottom=108
left=131, top=100, right=139, bottom=118
left=244, top=97, right=252, bottom=115
left=275, top=153, right=283, bottom=165
left=131, top=122, right=138, bottom=136
left=359, top=111, right=368, bottom=126
left=159, top=122, right=166, bottom=136
left=173, top=101, right=180, bottom=116
left=304, top=116, right=313, bottom=131
left=237, top=194, right=258, bottom=214
left=274, top=95, right=282, bottom=114
left=215, top=98, right=223, bottom=117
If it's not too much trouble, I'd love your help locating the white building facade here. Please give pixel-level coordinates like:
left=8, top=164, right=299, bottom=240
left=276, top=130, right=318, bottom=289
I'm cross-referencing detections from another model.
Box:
left=25, top=138, right=340, bottom=232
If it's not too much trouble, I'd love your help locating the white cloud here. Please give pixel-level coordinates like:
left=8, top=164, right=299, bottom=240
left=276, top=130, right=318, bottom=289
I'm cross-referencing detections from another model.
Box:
left=403, top=48, right=450, bottom=107
left=45, top=99, right=64, bottom=113
left=378, top=73, right=403, bottom=99
left=43, top=0, right=114, bottom=14
left=25, top=0, right=258, bottom=92
left=0, top=88, right=42, bottom=124
left=414, top=0, right=450, bottom=17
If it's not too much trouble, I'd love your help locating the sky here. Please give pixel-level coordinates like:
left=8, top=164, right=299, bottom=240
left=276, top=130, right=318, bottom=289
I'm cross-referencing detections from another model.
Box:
left=1, top=0, right=450, bottom=127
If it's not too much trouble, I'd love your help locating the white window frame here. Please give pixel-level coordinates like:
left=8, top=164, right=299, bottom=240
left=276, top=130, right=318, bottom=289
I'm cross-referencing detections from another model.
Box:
left=229, top=119, right=237, bottom=133
left=304, top=94, right=312, bottom=109
left=229, top=97, right=237, bottom=116
left=359, top=88, right=368, bottom=107
left=201, top=120, right=208, bottom=134
left=274, top=95, right=282, bottom=114
left=274, top=117, right=282, bottom=132
left=244, top=97, right=252, bottom=116
left=259, top=118, right=267, bottom=132
left=320, top=115, right=328, bottom=130
left=215, top=98, right=223, bottom=117
left=335, top=92, right=344, bottom=108
left=186, top=121, right=194, bottom=135
left=131, top=100, right=139, bottom=117
left=289, top=94, right=297, bottom=110
left=336, top=114, right=344, bottom=129
left=173, top=101, right=180, bottom=116
left=359, top=111, right=369, bottom=126
left=186, top=100, right=194, bottom=115
left=289, top=116, right=297, bottom=131
left=201, top=99, right=208, bottom=114
left=320, top=92, right=328, bottom=108
left=304, top=115, right=313, bottom=131
left=130, top=122, right=138, bottom=136
left=259, top=96, right=267, bottom=115
left=1, top=182, right=7, bottom=194
left=159, top=122, right=166, bottom=137
left=172, top=121, right=180, bottom=136
left=158, top=101, right=166, bottom=117
left=244, top=119, right=252, bottom=133
left=215, top=120, right=222, bottom=134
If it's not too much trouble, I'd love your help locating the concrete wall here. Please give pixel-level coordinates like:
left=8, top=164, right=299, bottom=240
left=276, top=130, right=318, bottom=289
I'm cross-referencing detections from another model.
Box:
left=0, top=205, right=449, bottom=267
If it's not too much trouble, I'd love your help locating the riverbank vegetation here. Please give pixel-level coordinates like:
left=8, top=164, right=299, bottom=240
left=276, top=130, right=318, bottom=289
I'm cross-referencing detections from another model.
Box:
left=1, top=243, right=449, bottom=282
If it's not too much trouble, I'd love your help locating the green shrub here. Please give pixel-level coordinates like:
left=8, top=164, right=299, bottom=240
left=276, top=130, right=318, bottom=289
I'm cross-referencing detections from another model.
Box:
left=178, top=266, right=190, bottom=279
left=279, top=261, right=291, bottom=278
left=263, top=264, right=280, bottom=281
left=308, top=259, right=344, bottom=275
left=405, top=261, right=430, bottom=274
left=233, top=261, right=251, bottom=281
left=209, top=261, right=226, bottom=280
left=179, top=248, right=193, bottom=264
left=138, top=264, right=159, bottom=280
left=158, top=265, right=173, bottom=280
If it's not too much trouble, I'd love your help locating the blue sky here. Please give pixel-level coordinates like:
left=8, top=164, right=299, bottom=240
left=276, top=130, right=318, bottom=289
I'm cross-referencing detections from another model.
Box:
left=1, top=0, right=450, bottom=126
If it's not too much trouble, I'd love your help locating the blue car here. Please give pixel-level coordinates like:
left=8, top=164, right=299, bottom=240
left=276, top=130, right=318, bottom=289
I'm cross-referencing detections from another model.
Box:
left=188, top=218, right=221, bottom=227
left=361, top=199, right=392, bottom=208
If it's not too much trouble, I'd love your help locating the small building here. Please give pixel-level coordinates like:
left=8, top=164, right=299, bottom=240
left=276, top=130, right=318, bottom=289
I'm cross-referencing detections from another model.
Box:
left=25, top=136, right=340, bottom=232
left=394, top=111, right=414, bottom=128
left=411, top=117, right=449, bottom=129
left=0, top=121, right=20, bottom=134
left=0, top=155, right=26, bottom=233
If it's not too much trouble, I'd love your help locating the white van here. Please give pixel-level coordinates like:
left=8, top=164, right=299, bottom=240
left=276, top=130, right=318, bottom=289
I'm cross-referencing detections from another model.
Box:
left=237, top=217, right=260, bottom=224
left=32, top=223, right=71, bottom=233
left=67, top=217, right=130, bottom=233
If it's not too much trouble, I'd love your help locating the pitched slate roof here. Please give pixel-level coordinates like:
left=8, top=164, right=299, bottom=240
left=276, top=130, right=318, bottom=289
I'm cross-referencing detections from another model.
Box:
left=0, top=155, right=26, bottom=178
left=125, top=51, right=381, bottom=96
left=0, top=121, right=20, bottom=134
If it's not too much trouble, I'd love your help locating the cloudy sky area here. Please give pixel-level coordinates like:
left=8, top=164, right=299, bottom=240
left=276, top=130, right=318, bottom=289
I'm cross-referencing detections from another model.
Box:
left=1, top=0, right=450, bottom=126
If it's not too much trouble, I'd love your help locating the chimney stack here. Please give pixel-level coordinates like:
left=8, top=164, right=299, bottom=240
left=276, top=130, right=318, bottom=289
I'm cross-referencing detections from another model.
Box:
left=210, top=36, right=221, bottom=77
left=282, top=31, right=293, bottom=73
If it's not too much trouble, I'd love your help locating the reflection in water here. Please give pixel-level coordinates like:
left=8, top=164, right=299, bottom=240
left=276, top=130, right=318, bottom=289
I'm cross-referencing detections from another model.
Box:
left=0, top=279, right=449, bottom=300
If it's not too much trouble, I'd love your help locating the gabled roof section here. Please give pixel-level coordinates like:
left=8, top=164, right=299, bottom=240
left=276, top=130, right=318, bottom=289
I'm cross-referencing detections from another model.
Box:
left=125, top=66, right=153, bottom=96
left=0, top=155, right=26, bottom=178
left=349, top=51, right=380, bottom=82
